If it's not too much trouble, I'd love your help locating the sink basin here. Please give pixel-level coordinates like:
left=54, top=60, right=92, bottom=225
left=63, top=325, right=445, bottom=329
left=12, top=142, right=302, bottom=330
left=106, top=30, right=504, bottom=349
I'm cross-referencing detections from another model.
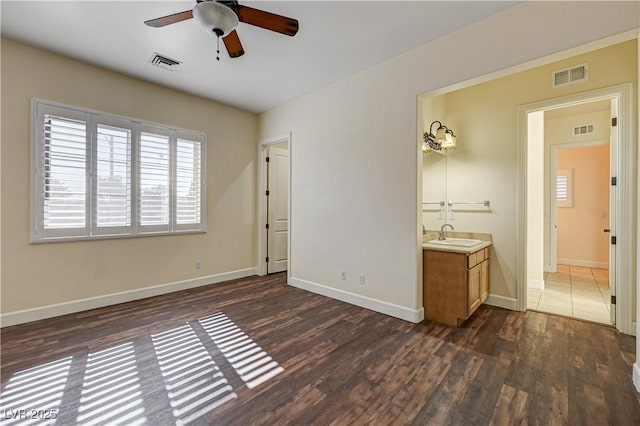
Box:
left=428, top=238, right=484, bottom=247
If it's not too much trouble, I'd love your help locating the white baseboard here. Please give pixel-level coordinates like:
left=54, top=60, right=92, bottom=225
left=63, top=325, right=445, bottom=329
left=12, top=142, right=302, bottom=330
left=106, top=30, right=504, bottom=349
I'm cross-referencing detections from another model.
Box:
left=557, top=258, right=609, bottom=269
left=0, top=267, right=257, bottom=328
left=485, top=293, right=518, bottom=311
left=528, top=279, right=545, bottom=290
left=634, top=363, right=640, bottom=393
left=289, top=277, right=424, bottom=323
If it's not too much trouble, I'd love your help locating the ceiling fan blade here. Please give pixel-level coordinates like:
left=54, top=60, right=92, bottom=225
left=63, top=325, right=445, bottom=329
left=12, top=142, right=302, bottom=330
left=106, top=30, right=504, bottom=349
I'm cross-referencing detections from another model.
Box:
left=236, top=5, right=299, bottom=36
left=144, top=10, right=193, bottom=28
left=223, top=30, right=245, bottom=58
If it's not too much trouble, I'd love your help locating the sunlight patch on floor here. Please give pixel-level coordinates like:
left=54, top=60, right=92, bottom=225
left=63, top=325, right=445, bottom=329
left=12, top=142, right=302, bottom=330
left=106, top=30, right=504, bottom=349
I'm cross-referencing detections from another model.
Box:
left=0, top=311, right=283, bottom=424
left=199, top=313, right=284, bottom=389
left=0, top=357, right=72, bottom=425
left=151, top=323, right=236, bottom=425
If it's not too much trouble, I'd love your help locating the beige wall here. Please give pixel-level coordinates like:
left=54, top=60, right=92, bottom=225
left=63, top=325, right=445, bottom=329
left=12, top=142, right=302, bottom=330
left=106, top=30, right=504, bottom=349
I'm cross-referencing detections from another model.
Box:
left=557, top=144, right=610, bottom=265
left=1, top=39, right=258, bottom=314
left=420, top=40, right=637, bottom=300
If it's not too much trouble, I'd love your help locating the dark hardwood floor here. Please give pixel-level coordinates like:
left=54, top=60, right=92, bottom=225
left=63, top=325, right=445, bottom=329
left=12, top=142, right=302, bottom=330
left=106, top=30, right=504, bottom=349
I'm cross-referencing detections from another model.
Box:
left=1, top=273, right=639, bottom=425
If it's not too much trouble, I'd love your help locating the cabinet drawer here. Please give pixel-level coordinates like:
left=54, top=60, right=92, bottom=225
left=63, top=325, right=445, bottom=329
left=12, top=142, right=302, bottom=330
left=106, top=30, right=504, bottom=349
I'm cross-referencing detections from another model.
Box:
left=468, top=246, right=489, bottom=269
left=468, top=252, right=478, bottom=268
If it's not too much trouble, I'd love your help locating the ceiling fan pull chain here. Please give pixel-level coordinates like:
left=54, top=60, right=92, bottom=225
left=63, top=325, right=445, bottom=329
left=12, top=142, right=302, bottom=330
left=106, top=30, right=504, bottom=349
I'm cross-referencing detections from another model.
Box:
left=216, top=34, right=221, bottom=61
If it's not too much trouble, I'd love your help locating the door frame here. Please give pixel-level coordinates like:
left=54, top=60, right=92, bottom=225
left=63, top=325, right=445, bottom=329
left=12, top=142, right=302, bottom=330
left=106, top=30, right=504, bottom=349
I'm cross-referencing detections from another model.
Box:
left=257, top=133, right=292, bottom=278
left=516, top=83, right=634, bottom=335
left=549, top=138, right=610, bottom=272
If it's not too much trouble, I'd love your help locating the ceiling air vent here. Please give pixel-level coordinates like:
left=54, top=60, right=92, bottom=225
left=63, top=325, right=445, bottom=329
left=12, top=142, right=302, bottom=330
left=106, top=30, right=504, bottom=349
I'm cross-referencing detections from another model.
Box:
left=573, top=124, right=595, bottom=136
left=149, top=53, right=182, bottom=71
left=552, top=64, right=588, bottom=88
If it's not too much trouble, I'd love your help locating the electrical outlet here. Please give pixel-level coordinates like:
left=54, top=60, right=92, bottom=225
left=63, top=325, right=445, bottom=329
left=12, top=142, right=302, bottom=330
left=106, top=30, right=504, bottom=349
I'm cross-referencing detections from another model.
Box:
left=195, top=260, right=201, bottom=270
left=359, top=274, right=365, bottom=285
left=340, top=271, right=347, bottom=280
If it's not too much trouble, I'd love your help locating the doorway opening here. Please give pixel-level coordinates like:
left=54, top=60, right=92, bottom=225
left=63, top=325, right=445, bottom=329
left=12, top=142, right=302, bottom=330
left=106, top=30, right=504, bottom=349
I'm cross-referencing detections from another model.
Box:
left=530, top=131, right=613, bottom=324
left=518, top=84, right=633, bottom=333
left=258, top=135, right=290, bottom=276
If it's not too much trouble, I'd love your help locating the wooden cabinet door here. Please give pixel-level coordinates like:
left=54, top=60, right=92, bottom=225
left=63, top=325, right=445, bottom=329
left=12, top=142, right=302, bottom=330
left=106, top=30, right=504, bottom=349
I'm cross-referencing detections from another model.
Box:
left=480, top=259, right=490, bottom=302
left=468, top=263, right=482, bottom=314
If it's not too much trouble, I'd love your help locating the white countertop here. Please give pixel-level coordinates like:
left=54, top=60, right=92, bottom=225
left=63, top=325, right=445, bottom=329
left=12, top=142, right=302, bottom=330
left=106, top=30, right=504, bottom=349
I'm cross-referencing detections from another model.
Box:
left=422, top=240, right=492, bottom=254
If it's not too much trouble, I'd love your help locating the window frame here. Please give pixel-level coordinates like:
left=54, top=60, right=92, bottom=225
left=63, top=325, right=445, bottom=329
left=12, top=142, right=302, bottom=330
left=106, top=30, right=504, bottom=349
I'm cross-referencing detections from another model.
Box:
left=556, top=168, right=574, bottom=208
left=31, top=98, right=207, bottom=243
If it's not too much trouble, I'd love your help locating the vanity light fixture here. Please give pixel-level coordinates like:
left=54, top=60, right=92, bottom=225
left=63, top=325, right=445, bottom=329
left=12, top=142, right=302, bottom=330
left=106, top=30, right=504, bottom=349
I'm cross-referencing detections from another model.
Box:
left=423, top=121, right=457, bottom=152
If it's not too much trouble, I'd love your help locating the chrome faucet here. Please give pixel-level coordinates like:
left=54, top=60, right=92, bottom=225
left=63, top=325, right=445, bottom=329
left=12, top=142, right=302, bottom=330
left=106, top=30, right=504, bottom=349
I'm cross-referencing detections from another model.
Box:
left=439, top=223, right=454, bottom=240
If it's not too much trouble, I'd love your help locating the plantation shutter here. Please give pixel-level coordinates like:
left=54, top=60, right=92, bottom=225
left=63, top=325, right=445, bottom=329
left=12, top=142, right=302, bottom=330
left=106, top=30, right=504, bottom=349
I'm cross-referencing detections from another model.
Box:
left=556, top=176, right=568, bottom=201
left=139, top=130, right=171, bottom=230
left=176, top=138, right=202, bottom=227
left=36, top=105, right=91, bottom=240
left=556, top=169, right=573, bottom=208
left=94, top=122, right=132, bottom=232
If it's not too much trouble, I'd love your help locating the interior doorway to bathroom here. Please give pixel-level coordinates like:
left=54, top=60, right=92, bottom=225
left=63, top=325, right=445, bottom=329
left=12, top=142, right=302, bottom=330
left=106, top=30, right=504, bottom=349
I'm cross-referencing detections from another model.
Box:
left=530, top=124, right=612, bottom=324
left=518, top=84, right=633, bottom=333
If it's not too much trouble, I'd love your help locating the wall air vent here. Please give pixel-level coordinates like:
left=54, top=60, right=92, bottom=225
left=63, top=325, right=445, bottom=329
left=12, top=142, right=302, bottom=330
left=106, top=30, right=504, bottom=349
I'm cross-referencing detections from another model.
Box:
left=572, top=124, right=595, bottom=136
left=552, top=64, right=588, bottom=88
left=149, top=53, right=182, bottom=71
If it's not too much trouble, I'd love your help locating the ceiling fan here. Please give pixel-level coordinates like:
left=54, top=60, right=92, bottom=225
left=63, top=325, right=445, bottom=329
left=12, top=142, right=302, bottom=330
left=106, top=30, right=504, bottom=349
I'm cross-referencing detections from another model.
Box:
left=144, top=0, right=299, bottom=60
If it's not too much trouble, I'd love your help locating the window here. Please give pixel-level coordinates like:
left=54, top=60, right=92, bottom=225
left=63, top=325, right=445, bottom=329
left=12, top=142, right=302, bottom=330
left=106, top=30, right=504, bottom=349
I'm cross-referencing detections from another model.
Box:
left=139, top=129, right=171, bottom=230
left=556, top=168, right=573, bottom=208
left=32, top=99, right=206, bottom=242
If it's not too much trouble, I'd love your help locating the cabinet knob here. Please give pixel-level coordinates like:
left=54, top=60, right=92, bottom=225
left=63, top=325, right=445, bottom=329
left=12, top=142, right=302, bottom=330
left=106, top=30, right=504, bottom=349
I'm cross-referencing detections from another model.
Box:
left=603, top=228, right=611, bottom=233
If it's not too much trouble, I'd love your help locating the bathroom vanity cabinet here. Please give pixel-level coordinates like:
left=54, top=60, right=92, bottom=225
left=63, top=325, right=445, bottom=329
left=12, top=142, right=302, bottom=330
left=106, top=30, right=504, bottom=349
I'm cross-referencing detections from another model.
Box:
left=423, top=245, right=490, bottom=327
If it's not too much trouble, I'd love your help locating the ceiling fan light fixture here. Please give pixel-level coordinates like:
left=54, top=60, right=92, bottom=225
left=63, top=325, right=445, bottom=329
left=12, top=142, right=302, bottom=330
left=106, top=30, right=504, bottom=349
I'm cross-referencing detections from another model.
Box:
left=193, top=1, right=239, bottom=37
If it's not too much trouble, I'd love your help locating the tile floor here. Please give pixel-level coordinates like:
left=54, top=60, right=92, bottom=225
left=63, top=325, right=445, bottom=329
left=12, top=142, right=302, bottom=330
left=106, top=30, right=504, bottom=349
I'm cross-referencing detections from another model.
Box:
left=527, top=265, right=612, bottom=325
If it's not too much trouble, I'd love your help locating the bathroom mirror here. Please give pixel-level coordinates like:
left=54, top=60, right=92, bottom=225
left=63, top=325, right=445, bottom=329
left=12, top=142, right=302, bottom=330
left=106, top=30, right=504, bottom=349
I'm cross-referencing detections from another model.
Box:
left=422, top=152, right=447, bottom=231
left=419, top=93, right=449, bottom=232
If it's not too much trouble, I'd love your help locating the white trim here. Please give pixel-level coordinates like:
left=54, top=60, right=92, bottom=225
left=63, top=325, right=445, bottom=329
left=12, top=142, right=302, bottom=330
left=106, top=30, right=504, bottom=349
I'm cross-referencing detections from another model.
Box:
left=0, top=268, right=256, bottom=328
left=31, top=97, right=204, bottom=135
left=528, top=279, right=545, bottom=290
left=517, top=83, right=634, bottom=336
left=556, top=258, right=609, bottom=270
left=256, top=133, right=291, bottom=278
left=484, top=294, right=518, bottom=311
left=633, top=362, right=640, bottom=393
left=289, top=277, right=425, bottom=323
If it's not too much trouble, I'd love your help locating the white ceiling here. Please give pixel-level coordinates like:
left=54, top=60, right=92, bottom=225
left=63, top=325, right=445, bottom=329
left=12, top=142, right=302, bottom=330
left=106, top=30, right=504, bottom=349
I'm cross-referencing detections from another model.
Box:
left=1, top=1, right=519, bottom=113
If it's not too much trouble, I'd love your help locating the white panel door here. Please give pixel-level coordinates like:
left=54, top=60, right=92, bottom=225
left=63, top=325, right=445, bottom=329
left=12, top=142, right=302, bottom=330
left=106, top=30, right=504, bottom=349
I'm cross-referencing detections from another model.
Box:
left=267, top=146, right=289, bottom=273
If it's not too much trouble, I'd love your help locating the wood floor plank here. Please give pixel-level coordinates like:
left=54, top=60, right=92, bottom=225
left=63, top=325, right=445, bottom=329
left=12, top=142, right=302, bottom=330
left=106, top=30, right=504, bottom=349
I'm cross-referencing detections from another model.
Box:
left=489, top=384, right=529, bottom=426
left=2, top=273, right=639, bottom=425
